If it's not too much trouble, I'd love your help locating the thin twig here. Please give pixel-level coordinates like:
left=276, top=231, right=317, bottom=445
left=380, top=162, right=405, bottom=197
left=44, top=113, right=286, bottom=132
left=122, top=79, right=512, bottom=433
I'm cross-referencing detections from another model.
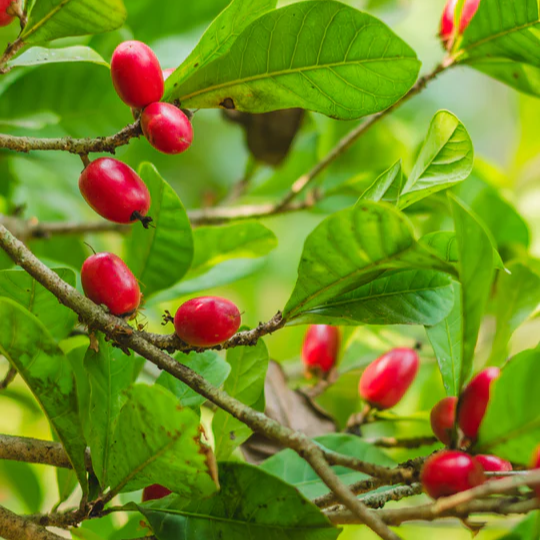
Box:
left=0, top=366, right=16, bottom=390
left=369, top=436, right=439, bottom=449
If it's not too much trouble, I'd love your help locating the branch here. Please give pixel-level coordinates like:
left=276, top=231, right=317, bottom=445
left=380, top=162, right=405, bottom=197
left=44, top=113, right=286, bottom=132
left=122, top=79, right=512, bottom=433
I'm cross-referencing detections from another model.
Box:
left=369, top=436, right=439, bottom=449
left=0, top=504, right=66, bottom=540
left=0, top=366, right=16, bottom=390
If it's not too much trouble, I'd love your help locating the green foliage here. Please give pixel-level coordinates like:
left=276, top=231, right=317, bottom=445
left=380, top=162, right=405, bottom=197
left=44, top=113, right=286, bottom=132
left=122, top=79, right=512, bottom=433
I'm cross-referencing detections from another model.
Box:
left=168, top=1, right=420, bottom=119
left=141, top=462, right=341, bottom=540
left=8, top=46, right=109, bottom=69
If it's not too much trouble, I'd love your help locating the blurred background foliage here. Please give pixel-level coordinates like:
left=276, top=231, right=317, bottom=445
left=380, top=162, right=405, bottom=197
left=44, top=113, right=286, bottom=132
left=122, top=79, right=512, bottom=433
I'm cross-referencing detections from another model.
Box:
left=0, top=0, right=539, bottom=538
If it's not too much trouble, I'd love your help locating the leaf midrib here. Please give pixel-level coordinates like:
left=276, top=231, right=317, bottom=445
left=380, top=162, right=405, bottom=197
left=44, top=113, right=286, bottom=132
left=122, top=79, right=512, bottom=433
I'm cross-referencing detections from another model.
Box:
left=22, top=0, right=74, bottom=40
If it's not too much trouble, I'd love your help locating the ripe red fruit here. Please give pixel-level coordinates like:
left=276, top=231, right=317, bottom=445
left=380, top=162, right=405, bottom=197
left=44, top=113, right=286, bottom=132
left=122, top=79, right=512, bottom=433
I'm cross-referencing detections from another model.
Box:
left=530, top=445, right=540, bottom=498
left=141, top=103, right=193, bottom=155
left=430, top=396, right=458, bottom=446
left=358, top=348, right=419, bottom=410
left=111, top=41, right=164, bottom=108
left=174, top=296, right=241, bottom=347
left=458, top=367, right=500, bottom=440
left=475, top=455, right=512, bottom=479
left=421, top=451, right=485, bottom=499
left=163, top=68, right=175, bottom=80
left=81, top=253, right=141, bottom=316
left=142, top=484, right=172, bottom=502
left=302, top=325, right=340, bottom=373
left=0, top=0, right=14, bottom=26
left=79, top=158, right=151, bottom=226
left=440, top=0, right=481, bottom=46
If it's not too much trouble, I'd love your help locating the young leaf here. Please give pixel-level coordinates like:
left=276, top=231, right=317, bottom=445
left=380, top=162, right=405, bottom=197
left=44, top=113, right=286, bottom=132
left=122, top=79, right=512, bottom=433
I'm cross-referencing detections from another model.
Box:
left=358, top=160, right=403, bottom=203
left=477, top=347, right=540, bottom=463
left=156, top=350, right=231, bottom=410
left=261, top=434, right=394, bottom=499
left=141, top=462, right=340, bottom=540
left=0, top=298, right=87, bottom=493
left=0, top=267, right=76, bottom=340
left=283, top=202, right=456, bottom=321
left=107, top=384, right=217, bottom=498
left=168, top=0, right=278, bottom=87
left=7, top=46, right=109, bottom=69
left=126, top=163, right=194, bottom=298
left=398, top=111, right=473, bottom=209
left=22, top=0, right=127, bottom=44
left=167, top=1, right=420, bottom=120
left=291, top=269, right=455, bottom=327
left=212, top=338, right=268, bottom=460
left=84, top=333, right=135, bottom=489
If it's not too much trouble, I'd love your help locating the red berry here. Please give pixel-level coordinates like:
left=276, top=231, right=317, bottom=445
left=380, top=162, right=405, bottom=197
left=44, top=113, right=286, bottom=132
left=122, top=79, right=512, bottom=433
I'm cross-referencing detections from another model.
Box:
left=81, top=253, right=141, bottom=316
left=111, top=41, right=164, bottom=108
left=0, top=0, right=14, bottom=26
left=421, top=451, right=485, bottom=499
left=302, top=325, right=340, bottom=373
left=530, top=445, right=540, bottom=498
left=174, top=296, right=241, bottom=347
left=430, top=396, right=458, bottom=446
left=141, top=103, right=193, bottom=155
left=458, top=367, right=500, bottom=440
left=163, top=68, right=175, bottom=80
left=142, top=484, right=172, bottom=502
left=358, top=348, right=419, bottom=410
left=79, top=158, right=151, bottom=225
left=440, top=0, right=481, bottom=45
left=475, top=455, right=512, bottom=479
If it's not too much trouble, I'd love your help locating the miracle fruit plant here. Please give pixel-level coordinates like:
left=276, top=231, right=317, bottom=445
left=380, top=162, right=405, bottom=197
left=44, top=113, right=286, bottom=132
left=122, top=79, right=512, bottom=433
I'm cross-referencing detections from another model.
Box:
left=1, top=0, right=540, bottom=539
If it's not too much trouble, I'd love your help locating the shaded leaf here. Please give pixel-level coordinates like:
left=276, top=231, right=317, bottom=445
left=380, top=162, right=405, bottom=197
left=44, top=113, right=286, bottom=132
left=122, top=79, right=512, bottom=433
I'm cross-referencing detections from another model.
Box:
left=0, top=460, right=43, bottom=513
left=359, top=160, right=403, bottom=203
left=8, top=46, right=109, bottom=69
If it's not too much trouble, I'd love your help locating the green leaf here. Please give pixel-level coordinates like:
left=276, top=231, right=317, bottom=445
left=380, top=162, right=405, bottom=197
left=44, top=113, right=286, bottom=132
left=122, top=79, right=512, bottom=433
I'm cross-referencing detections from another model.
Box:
left=22, top=0, right=127, bottom=44
left=290, top=269, right=455, bottom=327
left=420, top=231, right=459, bottom=263
left=84, top=333, right=135, bottom=489
left=283, top=202, right=455, bottom=321
left=398, top=111, right=473, bottom=209
left=156, top=351, right=231, bottom=410
left=212, top=338, right=268, bottom=460
left=477, top=347, right=540, bottom=463
left=168, top=0, right=278, bottom=88
left=488, top=261, right=540, bottom=367
left=187, top=221, right=277, bottom=279
left=107, top=384, right=217, bottom=498
left=0, top=460, right=43, bottom=513
left=167, top=1, right=420, bottom=120
left=0, top=268, right=76, bottom=340
left=358, top=160, right=403, bottom=203
left=457, top=0, right=540, bottom=96
left=126, top=164, right=194, bottom=298
left=7, top=46, right=109, bottom=69
left=498, top=512, right=540, bottom=540
left=142, top=462, right=340, bottom=540
left=0, top=298, right=87, bottom=493
left=261, top=434, right=394, bottom=499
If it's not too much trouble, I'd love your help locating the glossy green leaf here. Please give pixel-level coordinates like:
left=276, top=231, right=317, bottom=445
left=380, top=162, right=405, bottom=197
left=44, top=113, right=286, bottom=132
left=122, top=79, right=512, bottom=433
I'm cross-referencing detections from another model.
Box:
left=284, top=202, right=455, bottom=321
left=22, top=0, right=127, bottom=44
left=156, top=350, right=231, bottom=410
left=457, top=0, right=540, bottom=96
left=261, top=434, right=394, bottom=499
left=126, top=163, right=194, bottom=298
left=0, top=268, right=76, bottom=340
left=420, top=231, right=459, bottom=263
left=8, top=46, right=109, bottom=69
left=168, top=0, right=278, bottom=87
left=168, top=1, right=420, bottom=120
left=398, top=111, right=473, bottom=209
left=0, top=298, right=87, bottom=493
left=358, top=160, right=403, bottom=203
left=291, top=269, right=455, bottom=326
left=187, top=221, right=277, bottom=279
left=212, top=338, right=268, bottom=460
left=84, top=333, right=135, bottom=489
left=142, top=462, right=340, bottom=540
left=488, top=261, right=540, bottom=367
left=107, top=384, right=217, bottom=498
left=477, top=347, right=540, bottom=463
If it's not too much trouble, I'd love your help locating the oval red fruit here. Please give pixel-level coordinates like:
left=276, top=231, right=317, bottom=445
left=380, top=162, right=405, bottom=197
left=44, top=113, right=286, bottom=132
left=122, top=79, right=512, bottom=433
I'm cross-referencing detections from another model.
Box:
left=302, top=325, right=340, bottom=373
left=421, top=451, right=485, bottom=499
left=430, top=396, right=458, bottom=446
left=0, top=0, right=14, bottom=26
left=81, top=253, right=141, bottom=316
left=141, top=102, right=193, bottom=155
left=111, top=41, right=164, bottom=108
left=174, top=296, right=241, bottom=347
left=530, top=445, right=540, bottom=498
left=142, top=484, right=172, bottom=502
left=359, top=348, right=419, bottom=410
left=458, top=367, right=500, bottom=440
left=79, top=158, right=151, bottom=225
left=475, top=455, right=512, bottom=479
left=440, top=0, right=481, bottom=45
